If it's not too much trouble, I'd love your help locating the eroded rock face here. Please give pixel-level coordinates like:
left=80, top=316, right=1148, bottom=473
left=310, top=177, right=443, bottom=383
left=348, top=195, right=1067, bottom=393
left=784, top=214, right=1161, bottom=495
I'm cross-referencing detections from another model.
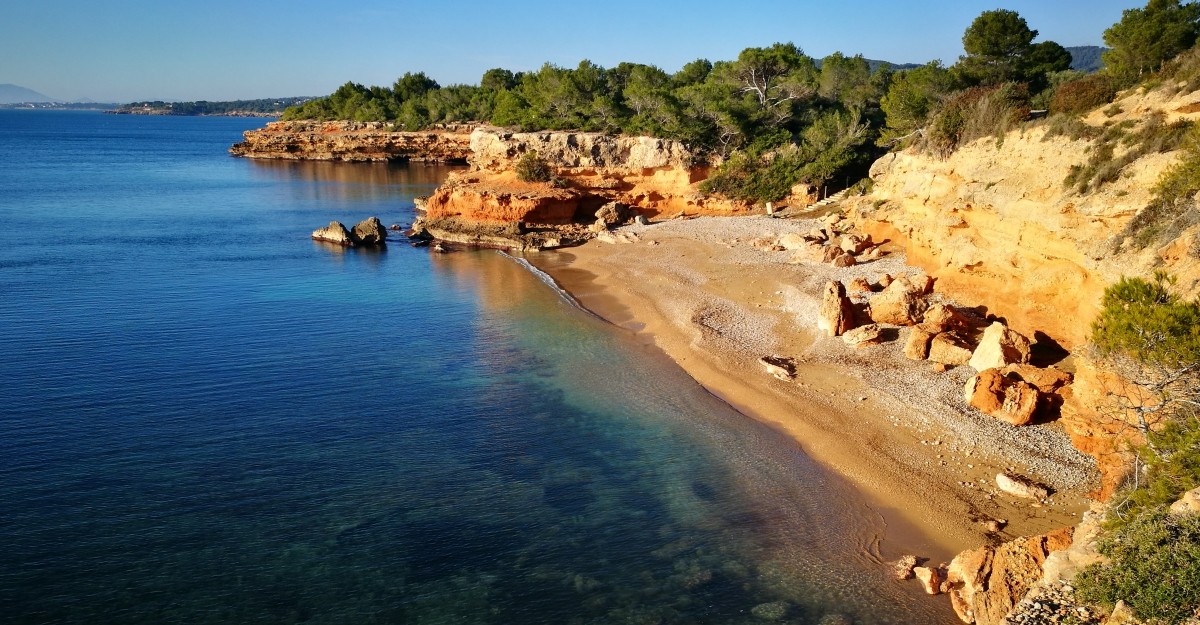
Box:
left=946, top=528, right=1074, bottom=625
left=231, top=121, right=473, bottom=162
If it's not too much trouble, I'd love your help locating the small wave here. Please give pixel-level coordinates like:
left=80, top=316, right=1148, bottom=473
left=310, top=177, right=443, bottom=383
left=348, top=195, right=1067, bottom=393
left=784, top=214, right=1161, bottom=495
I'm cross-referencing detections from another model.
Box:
left=499, top=252, right=600, bottom=318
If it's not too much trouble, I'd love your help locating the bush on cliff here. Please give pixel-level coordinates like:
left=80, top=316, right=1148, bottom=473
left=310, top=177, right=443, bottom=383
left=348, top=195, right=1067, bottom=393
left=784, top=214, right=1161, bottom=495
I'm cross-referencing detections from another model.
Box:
left=1049, top=73, right=1119, bottom=115
left=1074, top=273, right=1200, bottom=623
left=1076, top=507, right=1200, bottom=623
left=920, top=83, right=1030, bottom=157
left=514, top=150, right=554, bottom=183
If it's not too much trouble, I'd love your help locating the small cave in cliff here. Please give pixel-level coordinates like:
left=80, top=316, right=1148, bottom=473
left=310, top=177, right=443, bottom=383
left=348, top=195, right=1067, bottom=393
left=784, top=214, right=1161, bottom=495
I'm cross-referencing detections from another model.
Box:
left=571, top=196, right=609, bottom=223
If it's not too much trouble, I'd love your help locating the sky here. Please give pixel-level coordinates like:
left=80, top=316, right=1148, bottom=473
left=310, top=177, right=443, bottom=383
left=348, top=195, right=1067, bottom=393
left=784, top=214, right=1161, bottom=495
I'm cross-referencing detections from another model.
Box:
left=0, top=0, right=1142, bottom=103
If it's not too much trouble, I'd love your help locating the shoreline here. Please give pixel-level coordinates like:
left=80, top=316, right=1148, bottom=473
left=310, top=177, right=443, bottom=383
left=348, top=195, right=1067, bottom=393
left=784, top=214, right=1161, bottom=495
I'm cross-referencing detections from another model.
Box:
left=526, top=214, right=1097, bottom=563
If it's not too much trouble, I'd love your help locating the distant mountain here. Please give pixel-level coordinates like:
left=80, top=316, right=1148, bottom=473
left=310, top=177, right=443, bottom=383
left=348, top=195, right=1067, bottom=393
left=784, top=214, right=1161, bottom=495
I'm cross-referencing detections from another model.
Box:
left=1066, top=46, right=1107, bottom=73
left=0, top=84, right=53, bottom=103
left=812, top=58, right=923, bottom=72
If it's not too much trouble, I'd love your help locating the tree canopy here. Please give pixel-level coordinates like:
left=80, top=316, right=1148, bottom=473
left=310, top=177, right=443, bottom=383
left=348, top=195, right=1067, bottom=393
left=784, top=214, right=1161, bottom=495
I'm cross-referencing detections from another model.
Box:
left=1103, top=0, right=1200, bottom=83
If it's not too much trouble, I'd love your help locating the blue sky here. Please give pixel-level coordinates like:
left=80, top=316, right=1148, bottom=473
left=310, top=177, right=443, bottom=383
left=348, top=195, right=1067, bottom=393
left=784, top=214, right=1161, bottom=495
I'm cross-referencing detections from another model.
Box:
left=1, top=0, right=1141, bottom=102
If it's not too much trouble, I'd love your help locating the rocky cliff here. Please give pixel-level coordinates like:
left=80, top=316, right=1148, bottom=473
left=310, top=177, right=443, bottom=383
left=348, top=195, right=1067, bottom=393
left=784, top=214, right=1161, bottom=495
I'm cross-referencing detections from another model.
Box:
left=847, top=86, right=1200, bottom=500
left=850, top=87, right=1200, bottom=349
left=418, top=128, right=755, bottom=249
left=229, top=120, right=473, bottom=162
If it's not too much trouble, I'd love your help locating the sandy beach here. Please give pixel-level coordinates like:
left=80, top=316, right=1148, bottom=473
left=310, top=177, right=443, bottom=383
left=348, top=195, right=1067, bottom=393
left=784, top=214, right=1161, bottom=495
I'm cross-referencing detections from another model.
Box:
left=529, top=213, right=1098, bottom=563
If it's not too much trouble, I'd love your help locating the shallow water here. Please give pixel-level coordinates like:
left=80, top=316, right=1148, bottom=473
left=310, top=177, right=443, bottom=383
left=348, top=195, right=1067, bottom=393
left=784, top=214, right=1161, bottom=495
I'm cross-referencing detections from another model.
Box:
left=0, top=110, right=955, bottom=624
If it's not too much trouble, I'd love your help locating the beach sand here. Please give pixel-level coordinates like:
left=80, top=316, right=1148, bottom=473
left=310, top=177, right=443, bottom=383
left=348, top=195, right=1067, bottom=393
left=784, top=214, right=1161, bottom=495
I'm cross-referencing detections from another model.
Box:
left=529, top=214, right=1097, bottom=563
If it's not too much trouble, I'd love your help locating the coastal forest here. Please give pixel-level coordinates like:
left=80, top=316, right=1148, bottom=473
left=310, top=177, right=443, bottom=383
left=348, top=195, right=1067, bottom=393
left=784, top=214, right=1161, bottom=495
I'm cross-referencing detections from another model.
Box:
left=281, top=3, right=1189, bottom=204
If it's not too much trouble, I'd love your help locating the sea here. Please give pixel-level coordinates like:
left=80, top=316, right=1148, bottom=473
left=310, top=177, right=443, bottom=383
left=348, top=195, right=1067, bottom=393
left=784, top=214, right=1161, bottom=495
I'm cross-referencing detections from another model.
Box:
left=0, top=110, right=956, bottom=625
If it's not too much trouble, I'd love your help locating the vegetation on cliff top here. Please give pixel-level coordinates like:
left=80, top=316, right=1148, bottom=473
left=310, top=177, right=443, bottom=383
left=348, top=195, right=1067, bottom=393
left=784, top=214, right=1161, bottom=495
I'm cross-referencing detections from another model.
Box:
left=1075, top=273, right=1200, bottom=623
left=283, top=0, right=1198, bottom=204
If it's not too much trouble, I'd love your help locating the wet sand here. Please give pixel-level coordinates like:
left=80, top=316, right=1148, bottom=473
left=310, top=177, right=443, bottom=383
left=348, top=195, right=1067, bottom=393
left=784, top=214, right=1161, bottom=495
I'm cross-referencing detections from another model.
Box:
left=528, top=215, right=1097, bottom=564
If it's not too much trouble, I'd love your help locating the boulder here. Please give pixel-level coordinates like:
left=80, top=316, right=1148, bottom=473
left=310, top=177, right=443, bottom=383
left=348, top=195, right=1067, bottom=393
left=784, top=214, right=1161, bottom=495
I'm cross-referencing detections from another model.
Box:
left=806, top=227, right=828, bottom=242
left=831, top=252, right=857, bottom=267
left=999, top=363, right=1072, bottom=395
left=946, top=528, right=1074, bottom=625
left=869, top=278, right=928, bottom=325
left=846, top=277, right=873, bottom=293
left=922, top=302, right=974, bottom=330
left=862, top=246, right=886, bottom=261
left=589, top=218, right=610, bottom=233
left=633, top=214, right=650, bottom=226
left=964, top=369, right=1040, bottom=426
left=595, top=201, right=631, bottom=226
left=821, top=245, right=844, bottom=263
left=351, top=216, right=388, bottom=246
left=759, top=356, right=797, bottom=380
left=842, top=323, right=884, bottom=348
left=817, top=281, right=856, bottom=337
left=778, top=232, right=809, bottom=250
left=969, top=322, right=1033, bottom=371
left=876, top=273, right=893, bottom=289
left=914, top=566, right=943, bottom=595
left=894, top=555, right=919, bottom=580
left=929, top=332, right=973, bottom=366
left=905, top=273, right=935, bottom=294
left=996, top=473, right=1051, bottom=499
left=840, top=233, right=872, bottom=255
left=1170, top=487, right=1200, bottom=515
left=904, top=324, right=939, bottom=360
left=312, top=221, right=356, bottom=246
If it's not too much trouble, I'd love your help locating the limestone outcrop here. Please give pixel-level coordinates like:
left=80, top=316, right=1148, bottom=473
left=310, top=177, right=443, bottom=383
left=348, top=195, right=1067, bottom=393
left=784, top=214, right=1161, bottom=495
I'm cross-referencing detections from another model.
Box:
left=946, top=528, right=1074, bottom=625
left=230, top=121, right=474, bottom=162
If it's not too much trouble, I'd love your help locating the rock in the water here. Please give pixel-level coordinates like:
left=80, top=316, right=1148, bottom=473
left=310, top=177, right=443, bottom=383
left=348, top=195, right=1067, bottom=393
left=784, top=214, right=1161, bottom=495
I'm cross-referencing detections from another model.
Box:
left=894, top=555, right=919, bottom=580
left=969, top=322, right=1032, bottom=371
left=750, top=601, right=792, bottom=621
left=928, top=332, right=973, bottom=366
left=312, top=221, right=355, bottom=246
left=351, top=216, right=388, bottom=246
left=915, top=566, right=943, bottom=595
left=818, top=281, right=857, bottom=337
left=904, top=324, right=939, bottom=360
left=964, top=369, right=1040, bottom=426
left=1170, top=487, right=1200, bottom=515
left=595, top=201, right=631, bottom=226
left=996, top=473, right=1051, bottom=499
left=842, top=323, right=884, bottom=348
left=869, top=278, right=928, bottom=325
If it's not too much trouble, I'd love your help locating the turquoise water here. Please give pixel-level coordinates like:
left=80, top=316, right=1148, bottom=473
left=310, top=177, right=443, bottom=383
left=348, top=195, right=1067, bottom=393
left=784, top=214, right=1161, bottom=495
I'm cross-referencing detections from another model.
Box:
left=0, top=110, right=954, bottom=624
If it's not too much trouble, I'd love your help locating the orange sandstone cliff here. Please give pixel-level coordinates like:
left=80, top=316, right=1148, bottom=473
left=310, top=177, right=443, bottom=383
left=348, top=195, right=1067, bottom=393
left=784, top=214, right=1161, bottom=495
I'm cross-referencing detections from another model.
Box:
left=847, top=85, right=1200, bottom=500
left=417, top=127, right=755, bottom=249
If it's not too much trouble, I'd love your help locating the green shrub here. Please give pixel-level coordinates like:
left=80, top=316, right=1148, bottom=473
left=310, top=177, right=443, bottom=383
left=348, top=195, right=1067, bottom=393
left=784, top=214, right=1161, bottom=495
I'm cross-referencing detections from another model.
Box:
left=1042, top=114, right=1105, bottom=142
left=1063, top=113, right=1192, bottom=194
left=1049, top=74, right=1118, bottom=116
left=921, top=83, right=1030, bottom=157
left=1075, top=508, right=1200, bottom=624
left=514, top=150, right=553, bottom=183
